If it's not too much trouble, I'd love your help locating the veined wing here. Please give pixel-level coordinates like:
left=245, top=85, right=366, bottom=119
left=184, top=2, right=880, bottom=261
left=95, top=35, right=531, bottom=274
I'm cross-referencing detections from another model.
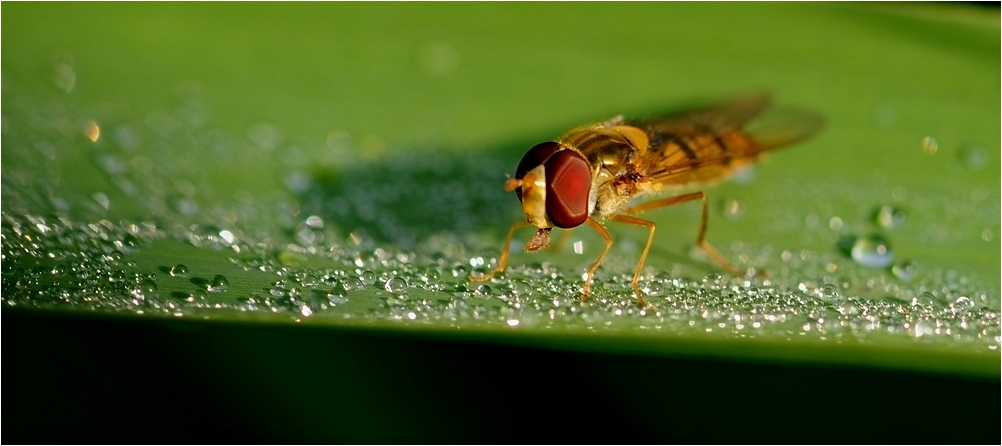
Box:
left=630, top=95, right=823, bottom=188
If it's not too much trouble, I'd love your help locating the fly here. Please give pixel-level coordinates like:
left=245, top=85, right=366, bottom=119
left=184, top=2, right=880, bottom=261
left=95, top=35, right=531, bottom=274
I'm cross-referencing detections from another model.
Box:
left=471, top=94, right=823, bottom=303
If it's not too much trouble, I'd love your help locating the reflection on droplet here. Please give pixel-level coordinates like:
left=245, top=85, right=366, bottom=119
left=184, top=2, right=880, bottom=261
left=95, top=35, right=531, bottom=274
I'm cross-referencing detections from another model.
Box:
left=170, top=264, right=189, bottom=278
left=921, top=136, right=938, bottom=154
left=873, top=205, right=906, bottom=229
left=850, top=234, right=894, bottom=268
left=207, top=274, right=229, bottom=293
left=891, top=260, right=916, bottom=281
left=573, top=240, right=584, bottom=255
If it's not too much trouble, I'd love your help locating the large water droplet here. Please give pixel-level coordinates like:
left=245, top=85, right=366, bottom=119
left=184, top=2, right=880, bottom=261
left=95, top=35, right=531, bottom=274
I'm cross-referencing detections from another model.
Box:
left=207, top=274, right=229, bottom=293
left=820, top=284, right=839, bottom=299
left=170, top=264, right=189, bottom=278
left=384, top=276, right=407, bottom=294
left=359, top=270, right=376, bottom=286
left=850, top=234, right=894, bottom=268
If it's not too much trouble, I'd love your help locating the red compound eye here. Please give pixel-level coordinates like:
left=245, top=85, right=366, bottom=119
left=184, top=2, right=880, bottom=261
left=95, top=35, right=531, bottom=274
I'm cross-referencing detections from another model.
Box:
left=544, top=149, right=591, bottom=228
left=514, top=141, right=561, bottom=202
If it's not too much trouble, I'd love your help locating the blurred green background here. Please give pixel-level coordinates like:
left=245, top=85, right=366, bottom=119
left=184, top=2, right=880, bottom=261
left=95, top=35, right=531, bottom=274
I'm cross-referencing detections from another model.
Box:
left=3, top=2, right=999, bottom=443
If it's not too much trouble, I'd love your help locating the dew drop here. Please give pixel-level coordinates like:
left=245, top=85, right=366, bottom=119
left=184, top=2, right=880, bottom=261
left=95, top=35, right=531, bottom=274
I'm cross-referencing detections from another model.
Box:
left=644, top=281, right=664, bottom=296
left=187, top=289, right=208, bottom=303
left=342, top=276, right=363, bottom=291
left=474, top=284, right=492, bottom=297
left=702, top=272, right=723, bottom=287
left=820, top=284, right=839, bottom=299
left=891, top=260, right=917, bottom=281
left=169, top=264, right=189, bottom=278
left=359, top=270, right=376, bottom=286
left=384, top=276, right=407, bottom=294
left=912, top=291, right=940, bottom=308
left=138, top=278, right=158, bottom=297
left=207, top=274, right=229, bottom=293
left=951, top=296, right=973, bottom=314
left=850, top=234, right=895, bottom=268
left=510, top=280, right=532, bottom=296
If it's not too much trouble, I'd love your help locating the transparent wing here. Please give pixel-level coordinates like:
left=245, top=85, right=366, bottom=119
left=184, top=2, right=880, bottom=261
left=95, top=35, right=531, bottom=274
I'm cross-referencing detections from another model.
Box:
left=630, top=94, right=823, bottom=188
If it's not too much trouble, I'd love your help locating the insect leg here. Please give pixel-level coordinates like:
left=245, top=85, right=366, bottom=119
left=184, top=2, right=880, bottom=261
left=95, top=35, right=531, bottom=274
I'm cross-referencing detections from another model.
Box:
left=607, top=214, right=654, bottom=303
left=624, top=191, right=744, bottom=276
left=582, top=218, right=615, bottom=300
left=470, top=221, right=532, bottom=283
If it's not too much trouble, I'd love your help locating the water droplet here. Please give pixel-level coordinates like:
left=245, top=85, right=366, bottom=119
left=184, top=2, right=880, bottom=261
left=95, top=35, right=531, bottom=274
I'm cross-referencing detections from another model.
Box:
left=474, top=284, right=492, bottom=297
left=510, top=280, right=532, bottom=296
left=169, top=264, right=189, bottom=278
left=138, top=279, right=158, bottom=296
left=820, top=284, right=839, bottom=299
left=959, top=144, right=988, bottom=171
left=891, top=260, right=917, bottom=281
left=207, top=275, right=229, bottom=293
left=384, top=276, right=407, bottom=294
left=359, top=270, right=376, bottom=286
left=912, top=292, right=940, bottom=308
left=921, top=136, right=938, bottom=154
left=644, top=281, right=664, bottom=296
left=187, top=289, right=208, bottom=303
left=342, top=276, right=363, bottom=291
left=873, top=205, right=907, bottom=229
left=850, top=234, right=895, bottom=268
left=703, top=272, right=723, bottom=286
left=951, top=296, right=973, bottom=314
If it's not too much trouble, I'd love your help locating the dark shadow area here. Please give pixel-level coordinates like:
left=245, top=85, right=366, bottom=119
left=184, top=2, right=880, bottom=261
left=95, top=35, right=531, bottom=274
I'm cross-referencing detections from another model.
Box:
left=298, top=134, right=546, bottom=250
left=5, top=310, right=998, bottom=444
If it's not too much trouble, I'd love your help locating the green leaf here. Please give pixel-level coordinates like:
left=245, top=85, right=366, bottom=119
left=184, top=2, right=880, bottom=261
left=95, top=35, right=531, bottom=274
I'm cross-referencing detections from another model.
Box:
left=3, top=3, right=999, bottom=442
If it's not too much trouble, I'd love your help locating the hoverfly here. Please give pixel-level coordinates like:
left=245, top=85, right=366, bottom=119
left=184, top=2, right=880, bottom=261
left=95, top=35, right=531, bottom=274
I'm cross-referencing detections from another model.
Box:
left=470, top=94, right=822, bottom=303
